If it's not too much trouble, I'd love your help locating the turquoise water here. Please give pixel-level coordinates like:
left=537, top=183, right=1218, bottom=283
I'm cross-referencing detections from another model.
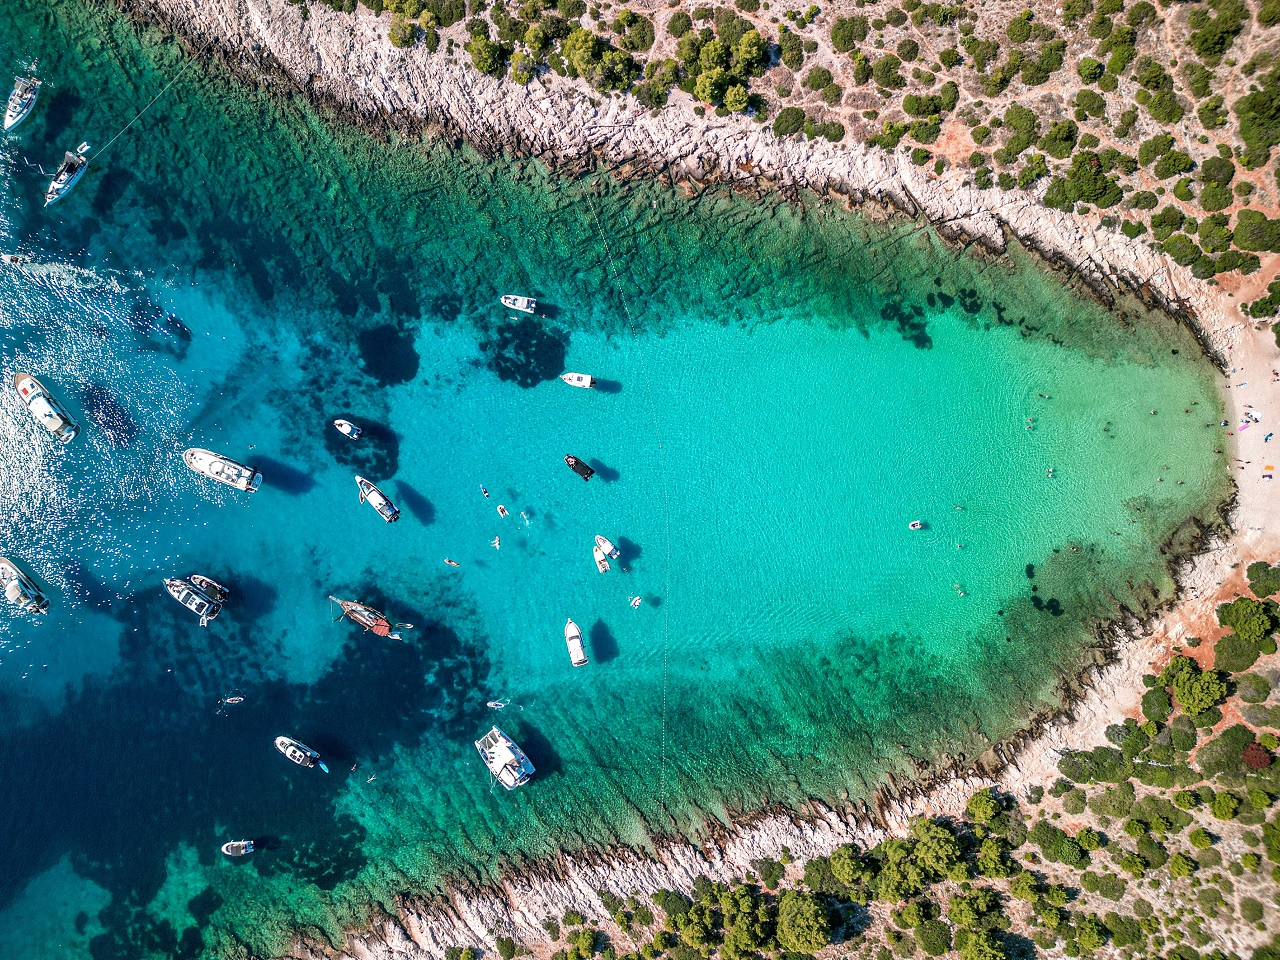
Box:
left=0, top=1, right=1229, bottom=957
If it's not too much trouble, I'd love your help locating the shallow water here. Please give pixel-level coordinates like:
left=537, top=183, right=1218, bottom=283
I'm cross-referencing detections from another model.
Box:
left=0, top=1, right=1229, bottom=957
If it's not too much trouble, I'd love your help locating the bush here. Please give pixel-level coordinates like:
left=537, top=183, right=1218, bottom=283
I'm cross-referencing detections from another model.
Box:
left=1154, top=150, right=1194, bottom=179
left=1063, top=788, right=1088, bottom=814
left=1138, top=133, right=1174, bottom=166
left=1043, top=151, right=1122, bottom=211
left=776, top=891, right=830, bottom=953
left=1247, top=560, right=1280, bottom=596
left=831, top=16, right=868, bottom=51
left=773, top=106, right=806, bottom=136
left=1234, top=210, right=1280, bottom=251
left=873, top=53, right=906, bottom=89
left=1169, top=852, right=1196, bottom=878
left=1189, top=0, right=1248, bottom=62
left=1089, top=780, right=1135, bottom=818
left=1078, top=57, right=1105, bottom=82
left=1234, top=65, right=1280, bottom=166
left=898, top=38, right=920, bottom=61
left=1141, top=685, right=1171, bottom=722
left=1040, top=119, right=1078, bottom=159
left=1211, top=791, right=1240, bottom=820
left=667, top=10, right=691, bottom=36
left=916, top=920, right=952, bottom=957
left=1237, top=673, right=1271, bottom=703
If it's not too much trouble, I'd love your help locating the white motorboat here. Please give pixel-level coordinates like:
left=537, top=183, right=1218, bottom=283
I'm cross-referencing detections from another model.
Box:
left=355, top=475, right=399, bottom=523
left=4, top=75, right=40, bottom=132
left=12, top=372, right=79, bottom=443
left=274, top=735, right=329, bottom=772
left=560, top=372, right=595, bottom=389
left=44, top=142, right=91, bottom=206
left=499, top=295, right=536, bottom=314
left=0, top=557, right=47, bottom=615
left=565, top=618, right=588, bottom=667
left=475, top=725, right=535, bottom=789
left=595, top=535, right=620, bottom=560
left=333, top=418, right=361, bottom=439
left=221, top=839, right=255, bottom=857
left=165, top=574, right=228, bottom=627
left=592, top=544, right=610, bottom=573
left=184, top=448, right=262, bottom=492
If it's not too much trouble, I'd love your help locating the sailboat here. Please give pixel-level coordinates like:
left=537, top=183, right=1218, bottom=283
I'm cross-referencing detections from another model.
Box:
left=329, top=595, right=412, bottom=640
left=4, top=75, right=40, bottom=132
left=44, top=142, right=91, bottom=206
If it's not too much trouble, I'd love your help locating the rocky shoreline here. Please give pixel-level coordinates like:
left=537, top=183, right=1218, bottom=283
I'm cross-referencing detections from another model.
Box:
left=98, top=2, right=1276, bottom=957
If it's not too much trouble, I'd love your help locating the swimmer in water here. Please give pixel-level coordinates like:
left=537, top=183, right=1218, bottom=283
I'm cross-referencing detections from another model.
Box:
left=491, top=536, right=500, bottom=550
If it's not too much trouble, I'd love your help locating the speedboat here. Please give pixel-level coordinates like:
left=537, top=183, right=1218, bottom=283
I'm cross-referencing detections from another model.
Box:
left=565, top=618, right=588, bottom=667
left=499, top=295, right=536, bottom=314
left=475, top=725, right=535, bottom=789
left=184, top=448, right=262, bottom=492
left=4, top=76, right=40, bottom=132
left=565, top=455, right=594, bottom=481
left=333, top=418, right=361, bottom=439
left=44, top=142, right=91, bottom=206
left=221, top=840, right=255, bottom=857
left=355, top=476, right=399, bottom=522
left=164, top=575, right=226, bottom=627
left=0, top=557, right=48, bottom=615
left=329, top=595, right=411, bottom=640
left=592, top=544, right=610, bottom=573
left=595, top=535, right=620, bottom=560
left=274, top=735, right=329, bottom=772
left=560, top=372, right=595, bottom=389
left=12, top=373, right=79, bottom=443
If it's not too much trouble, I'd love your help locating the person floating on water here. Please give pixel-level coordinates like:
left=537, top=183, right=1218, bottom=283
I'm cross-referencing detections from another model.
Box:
left=491, top=536, right=500, bottom=550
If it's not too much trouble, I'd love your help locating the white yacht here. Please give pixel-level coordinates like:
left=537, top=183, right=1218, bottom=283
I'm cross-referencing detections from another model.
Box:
left=560, top=372, right=595, bottom=389
left=12, top=373, right=79, bottom=443
left=4, top=75, right=40, bottom=132
left=221, top=839, right=255, bottom=857
left=274, top=736, right=329, bottom=772
left=592, top=544, right=610, bottom=573
left=184, top=448, right=262, bottom=492
left=0, top=557, right=47, bottom=615
left=595, top=535, right=620, bottom=560
left=333, top=418, right=361, bottom=439
left=44, top=142, right=91, bottom=206
left=164, top=575, right=228, bottom=627
left=564, top=617, right=588, bottom=667
left=355, top=476, right=399, bottom=522
left=500, top=295, right=536, bottom=314
left=475, top=726, right=535, bottom=789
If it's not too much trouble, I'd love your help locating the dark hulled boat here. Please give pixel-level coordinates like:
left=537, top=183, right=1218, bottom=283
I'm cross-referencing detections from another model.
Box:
left=564, top=455, right=594, bottom=481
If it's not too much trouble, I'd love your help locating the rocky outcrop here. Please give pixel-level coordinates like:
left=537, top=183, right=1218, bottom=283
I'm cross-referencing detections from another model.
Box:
left=123, top=0, right=1240, bottom=356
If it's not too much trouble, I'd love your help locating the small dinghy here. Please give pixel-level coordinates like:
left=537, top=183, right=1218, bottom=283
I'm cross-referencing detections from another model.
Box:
left=275, top=735, right=329, bottom=773
left=329, top=595, right=412, bottom=640
left=595, top=535, right=620, bottom=560
left=13, top=372, right=79, bottom=443
left=44, top=142, right=91, bottom=206
left=221, top=839, right=255, bottom=857
left=165, top=575, right=227, bottom=627
left=565, top=617, right=588, bottom=666
left=593, top=544, right=610, bottom=573
left=475, top=725, right=535, bottom=789
left=565, top=455, right=594, bottom=481
left=909, top=520, right=924, bottom=531
left=0, top=557, right=47, bottom=615
left=333, top=418, right=361, bottom=439
left=4, top=75, right=40, bottom=132
left=560, top=372, right=595, bottom=389
left=355, top=475, right=399, bottom=522
left=499, top=295, right=537, bottom=314
left=184, top=448, right=262, bottom=492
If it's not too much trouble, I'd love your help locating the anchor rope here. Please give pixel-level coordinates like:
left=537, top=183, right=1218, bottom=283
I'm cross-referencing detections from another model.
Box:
left=583, top=184, right=674, bottom=809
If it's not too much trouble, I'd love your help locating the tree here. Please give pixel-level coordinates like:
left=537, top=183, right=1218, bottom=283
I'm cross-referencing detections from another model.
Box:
left=733, top=30, right=768, bottom=75
left=667, top=10, right=691, bottom=36
left=966, top=788, right=1000, bottom=824
left=773, top=107, right=805, bottom=136
left=958, top=929, right=1006, bottom=960
left=693, top=66, right=728, bottom=103
left=776, top=891, right=829, bottom=953
left=911, top=818, right=963, bottom=877
left=831, top=16, right=868, bottom=51
left=1040, top=119, right=1078, bottom=159
left=510, top=50, right=536, bottom=83
left=389, top=13, right=420, bottom=46
left=722, top=84, right=749, bottom=112
left=466, top=35, right=506, bottom=75
left=917, top=920, right=952, bottom=957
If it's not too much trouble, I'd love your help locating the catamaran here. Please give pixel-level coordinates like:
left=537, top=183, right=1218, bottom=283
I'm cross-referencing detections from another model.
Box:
left=564, top=455, right=594, bottom=481
left=329, top=595, right=412, bottom=640
left=475, top=725, right=535, bottom=789
left=595, top=535, right=620, bottom=560
left=164, top=575, right=228, bottom=627
left=564, top=618, right=588, bottom=667
left=0, top=557, right=48, bottom=615
left=274, top=735, right=329, bottom=773
left=4, top=75, right=40, bottom=132
left=184, top=448, right=262, bottom=492
left=499, top=295, right=536, bottom=314
left=560, top=372, right=595, bottom=389
left=221, top=839, right=255, bottom=857
left=44, top=142, right=91, bottom=206
left=12, top=372, right=79, bottom=443
left=355, top=475, right=399, bottom=522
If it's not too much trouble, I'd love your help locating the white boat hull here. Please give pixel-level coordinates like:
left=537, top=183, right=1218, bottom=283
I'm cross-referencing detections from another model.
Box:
left=4, top=77, right=39, bottom=132
left=184, top=448, right=262, bottom=492
left=475, top=725, right=535, bottom=789
left=565, top=618, right=588, bottom=667
left=560, top=372, right=595, bottom=389
left=13, top=372, right=78, bottom=443
left=593, top=545, right=610, bottom=573
left=355, top=475, right=400, bottom=522
left=500, top=295, right=537, bottom=314
left=594, top=535, right=620, bottom=560
left=0, top=557, right=47, bottom=615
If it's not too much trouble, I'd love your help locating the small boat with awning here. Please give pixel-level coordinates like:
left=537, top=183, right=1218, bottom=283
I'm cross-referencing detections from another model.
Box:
left=329, top=595, right=412, bottom=640
left=355, top=476, right=399, bottom=522
left=221, top=840, right=255, bottom=857
left=0, top=557, right=47, bottom=615
left=500, top=295, right=537, bottom=314
left=165, top=574, right=227, bottom=627
left=560, top=372, right=595, bottom=389
left=475, top=725, right=535, bottom=789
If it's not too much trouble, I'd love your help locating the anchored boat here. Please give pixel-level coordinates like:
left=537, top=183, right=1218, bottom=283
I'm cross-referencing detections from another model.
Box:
left=595, top=535, right=620, bottom=560
left=355, top=475, right=399, bottom=522
left=0, top=557, right=47, bottom=615
left=564, top=455, right=594, bottom=481
left=592, top=544, right=610, bottom=573
left=164, top=574, right=228, bottom=627
left=333, top=418, right=361, bottom=439
left=4, top=75, right=40, bottom=132
left=499, top=294, right=536, bottom=314
left=329, top=595, right=412, bottom=640
left=221, top=839, right=255, bottom=857
left=44, top=142, right=90, bottom=206
left=12, top=372, right=79, bottom=443
left=475, top=725, right=535, bottom=790
left=274, top=735, right=329, bottom=773
left=184, top=448, right=262, bottom=492
left=560, top=372, right=595, bottom=389
left=565, top=618, right=588, bottom=667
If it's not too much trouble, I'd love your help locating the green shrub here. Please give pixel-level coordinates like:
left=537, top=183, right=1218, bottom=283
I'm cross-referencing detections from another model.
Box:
left=1189, top=0, right=1248, bottom=62
left=898, top=38, right=920, bottom=62
left=777, top=27, right=804, bottom=70
left=1078, top=57, right=1105, bottom=82
left=1237, top=673, right=1271, bottom=703
left=773, top=107, right=806, bottom=136
left=667, top=10, right=691, bottom=36
left=1040, top=120, right=1078, bottom=159
left=776, top=891, right=830, bottom=952
left=1169, top=852, right=1196, bottom=877
left=916, top=919, right=951, bottom=957
left=1141, top=685, right=1172, bottom=722
left=1153, top=150, right=1194, bottom=179
left=831, top=16, right=868, bottom=51
left=1211, top=791, right=1241, bottom=820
